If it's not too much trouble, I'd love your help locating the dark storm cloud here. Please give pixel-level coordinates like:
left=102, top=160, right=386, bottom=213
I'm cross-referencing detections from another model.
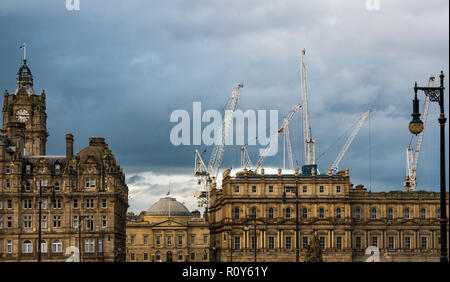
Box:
left=0, top=0, right=449, bottom=207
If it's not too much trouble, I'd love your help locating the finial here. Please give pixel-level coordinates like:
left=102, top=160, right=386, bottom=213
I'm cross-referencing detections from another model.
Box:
left=20, top=43, right=27, bottom=63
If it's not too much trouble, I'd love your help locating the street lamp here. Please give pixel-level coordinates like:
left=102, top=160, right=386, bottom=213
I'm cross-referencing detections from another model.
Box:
left=244, top=216, right=257, bottom=262
left=37, top=185, right=57, bottom=262
left=409, top=71, right=447, bottom=262
left=282, top=182, right=300, bottom=262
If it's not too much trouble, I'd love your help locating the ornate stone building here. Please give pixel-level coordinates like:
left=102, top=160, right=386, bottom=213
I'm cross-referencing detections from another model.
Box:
left=126, top=197, right=210, bottom=262
left=208, top=167, right=449, bottom=262
left=0, top=58, right=129, bottom=262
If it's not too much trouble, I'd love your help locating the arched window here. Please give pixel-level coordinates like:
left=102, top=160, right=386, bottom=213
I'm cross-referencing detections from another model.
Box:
left=250, top=207, right=257, bottom=219
left=404, top=208, right=410, bottom=219
left=388, top=208, right=394, bottom=219
left=319, top=207, right=324, bottom=219
left=233, top=207, right=240, bottom=219
left=22, top=240, right=32, bottom=253
left=285, top=208, right=291, bottom=218
left=52, top=240, right=62, bottom=253
left=336, top=208, right=341, bottom=219
left=420, top=208, right=426, bottom=219
left=371, top=208, right=377, bottom=219
left=302, top=208, right=308, bottom=219
left=268, top=207, right=274, bottom=219
left=355, top=208, right=361, bottom=219
left=54, top=182, right=60, bottom=191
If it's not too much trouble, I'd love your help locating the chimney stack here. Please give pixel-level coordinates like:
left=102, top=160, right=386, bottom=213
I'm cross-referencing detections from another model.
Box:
left=66, top=133, right=73, bottom=158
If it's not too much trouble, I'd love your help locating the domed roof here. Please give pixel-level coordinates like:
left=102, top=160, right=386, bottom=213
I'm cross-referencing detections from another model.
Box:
left=146, top=197, right=191, bottom=216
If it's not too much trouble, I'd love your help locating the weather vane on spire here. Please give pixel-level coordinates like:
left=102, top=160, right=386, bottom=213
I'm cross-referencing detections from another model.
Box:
left=20, top=43, right=26, bottom=62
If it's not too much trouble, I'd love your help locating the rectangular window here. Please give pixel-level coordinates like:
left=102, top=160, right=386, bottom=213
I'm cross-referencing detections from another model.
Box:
left=42, top=216, right=47, bottom=228
left=85, top=179, right=90, bottom=188
left=405, top=237, right=411, bottom=250
left=203, top=235, right=208, bottom=245
left=371, top=236, right=378, bottom=247
left=0, top=216, right=2, bottom=228
left=143, top=253, right=148, bottom=261
left=86, top=198, right=94, bottom=209
left=268, top=186, right=274, bottom=193
left=285, top=237, right=292, bottom=250
left=6, top=165, right=11, bottom=174
left=0, top=200, right=2, bottom=209
left=156, top=235, right=161, bottom=246
left=303, top=237, right=309, bottom=249
left=55, top=198, right=62, bottom=209
left=130, top=235, right=135, bottom=245
left=234, top=186, right=239, bottom=193
left=26, top=164, right=31, bottom=174
left=85, top=239, right=95, bottom=252
left=86, top=216, right=94, bottom=230
left=251, top=186, right=257, bottom=193
left=7, top=199, right=12, bottom=209
left=191, top=235, right=195, bottom=245
left=73, top=216, right=79, bottom=228
left=102, top=216, right=107, bottom=227
left=336, top=186, right=341, bottom=193
left=23, top=216, right=32, bottom=228
left=42, top=199, right=47, bottom=209
left=102, top=199, right=107, bottom=208
left=319, top=237, right=325, bottom=249
left=336, top=236, right=342, bottom=249
left=388, top=236, right=395, bottom=250
left=251, top=236, right=256, bottom=249
left=303, top=186, right=307, bottom=193
left=319, top=186, right=324, bottom=193
left=355, top=236, right=361, bottom=250
left=167, top=235, right=172, bottom=246
left=6, top=179, right=10, bottom=189
left=90, top=179, right=96, bottom=188
left=7, top=216, right=13, bottom=228
left=190, top=252, right=195, bottom=260
left=268, top=236, right=275, bottom=249
left=144, top=235, right=149, bottom=245
left=6, top=240, right=12, bottom=253
left=23, top=199, right=32, bottom=209
left=421, top=237, right=427, bottom=250
left=130, top=253, right=135, bottom=260
left=178, top=235, right=182, bottom=245
left=98, top=239, right=103, bottom=253
left=53, top=216, right=61, bottom=228
left=73, top=199, right=78, bottom=209
left=234, top=237, right=240, bottom=250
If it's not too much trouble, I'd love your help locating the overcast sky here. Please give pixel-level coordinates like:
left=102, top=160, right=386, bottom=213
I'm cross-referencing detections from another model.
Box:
left=0, top=0, right=448, bottom=213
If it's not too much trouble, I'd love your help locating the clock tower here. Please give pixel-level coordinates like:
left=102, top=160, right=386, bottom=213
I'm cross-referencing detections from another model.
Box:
left=1, top=58, right=49, bottom=155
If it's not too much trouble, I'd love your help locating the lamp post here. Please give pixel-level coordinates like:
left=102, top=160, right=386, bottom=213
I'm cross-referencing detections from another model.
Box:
left=282, top=182, right=300, bottom=262
left=37, top=185, right=57, bottom=262
left=409, top=71, right=447, bottom=262
left=244, top=216, right=257, bottom=262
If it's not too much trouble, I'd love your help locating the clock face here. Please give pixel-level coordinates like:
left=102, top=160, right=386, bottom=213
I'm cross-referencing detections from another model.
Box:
left=16, top=109, right=30, bottom=123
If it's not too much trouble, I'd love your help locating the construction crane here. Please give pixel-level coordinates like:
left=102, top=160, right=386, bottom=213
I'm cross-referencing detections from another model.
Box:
left=194, top=83, right=243, bottom=209
left=254, top=104, right=302, bottom=173
left=240, top=146, right=253, bottom=170
left=301, top=49, right=316, bottom=167
left=283, top=125, right=295, bottom=170
left=329, top=108, right=371, bottom=174
left=404, top=76, right=435, bottom=191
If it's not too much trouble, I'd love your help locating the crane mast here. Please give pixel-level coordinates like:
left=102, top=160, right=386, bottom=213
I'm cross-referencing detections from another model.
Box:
left=254, top=104, right=302, bottom=172
left=404, top=76, right=435, bottom=191
left=284, top=125, right=294, bottom=170
left=301, top=48, right=316, bottom=166
left=194, top=83, right=243, bottom=210
left=240, top=146, right=253, bottom=170
left=330, top=108, right=371, bottom=173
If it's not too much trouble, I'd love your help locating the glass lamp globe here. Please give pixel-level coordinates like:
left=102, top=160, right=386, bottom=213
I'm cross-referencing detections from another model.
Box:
left=409, top=119, right=424, bottom=135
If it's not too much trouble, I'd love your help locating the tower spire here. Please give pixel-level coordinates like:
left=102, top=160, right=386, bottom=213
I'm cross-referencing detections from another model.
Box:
left=20, top=43, right=26, bottom=63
